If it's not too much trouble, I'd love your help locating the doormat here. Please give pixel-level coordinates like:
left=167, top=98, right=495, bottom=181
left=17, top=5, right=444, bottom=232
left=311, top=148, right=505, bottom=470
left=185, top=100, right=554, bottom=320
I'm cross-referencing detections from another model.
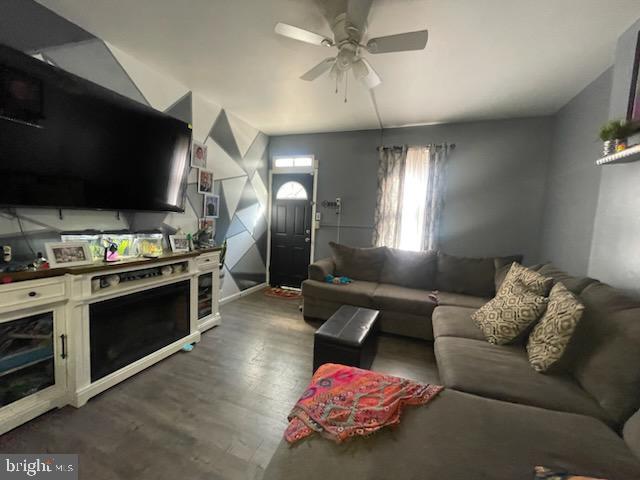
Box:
left=264, top=287, right=302, bottom=299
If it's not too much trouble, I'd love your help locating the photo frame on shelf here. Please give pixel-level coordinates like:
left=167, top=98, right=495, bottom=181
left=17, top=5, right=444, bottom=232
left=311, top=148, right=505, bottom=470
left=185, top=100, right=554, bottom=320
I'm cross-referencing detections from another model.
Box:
left=45, top=241, right=94, bottom=268
left=169, top=234, right=190, bottom=253
left=191, top=140, right=208, bottom=168
left=628, top=30, right=640, bottom=122
left=198, top=168, right=214, bottom=194
left=204, top=194, right=220, bottom=219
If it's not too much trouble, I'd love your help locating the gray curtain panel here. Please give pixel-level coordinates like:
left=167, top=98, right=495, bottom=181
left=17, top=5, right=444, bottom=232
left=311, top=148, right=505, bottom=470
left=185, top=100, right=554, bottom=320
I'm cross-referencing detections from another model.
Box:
left=423, top=146, right=447, bottom=251
left=372, top=146, right=407, bottom=249
left=372, top=145, right=448, bottom=251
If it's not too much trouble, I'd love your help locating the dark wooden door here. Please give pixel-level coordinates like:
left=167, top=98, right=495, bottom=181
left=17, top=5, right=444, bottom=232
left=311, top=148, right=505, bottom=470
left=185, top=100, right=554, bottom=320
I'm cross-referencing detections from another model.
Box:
left=269, top=173, right=313, bottom=288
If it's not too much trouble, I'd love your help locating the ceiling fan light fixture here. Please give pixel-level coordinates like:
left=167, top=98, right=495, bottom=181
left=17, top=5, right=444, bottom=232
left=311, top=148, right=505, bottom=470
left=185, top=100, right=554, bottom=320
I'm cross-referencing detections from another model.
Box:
left=274, top=2, right=429, bottom=93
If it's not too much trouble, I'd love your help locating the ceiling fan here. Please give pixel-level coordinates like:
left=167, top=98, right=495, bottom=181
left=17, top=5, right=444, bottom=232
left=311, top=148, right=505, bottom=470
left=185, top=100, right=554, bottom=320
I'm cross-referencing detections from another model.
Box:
left=274, top=0, right=428, bottom=92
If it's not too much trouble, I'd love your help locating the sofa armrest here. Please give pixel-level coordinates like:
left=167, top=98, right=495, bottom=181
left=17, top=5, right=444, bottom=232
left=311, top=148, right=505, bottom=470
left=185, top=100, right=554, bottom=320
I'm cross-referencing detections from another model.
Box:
left=308, top=257, right=335, bottom=281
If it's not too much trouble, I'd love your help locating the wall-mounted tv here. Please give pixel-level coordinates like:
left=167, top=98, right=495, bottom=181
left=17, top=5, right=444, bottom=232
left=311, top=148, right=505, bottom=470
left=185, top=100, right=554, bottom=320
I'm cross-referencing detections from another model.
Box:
left=0, top=44, right=192, bottom=212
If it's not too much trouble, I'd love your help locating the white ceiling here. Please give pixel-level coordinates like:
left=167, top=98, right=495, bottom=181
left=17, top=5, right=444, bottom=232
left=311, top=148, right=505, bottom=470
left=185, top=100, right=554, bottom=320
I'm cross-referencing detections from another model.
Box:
left=37, top=0, right=640, bottom=135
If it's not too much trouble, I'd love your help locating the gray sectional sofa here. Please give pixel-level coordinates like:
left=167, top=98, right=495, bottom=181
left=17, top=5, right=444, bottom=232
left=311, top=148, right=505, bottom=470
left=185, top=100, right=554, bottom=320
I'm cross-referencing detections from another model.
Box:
left=263, top=245, right=640, bottom=479
left=302, top=243, right=519, bottom=339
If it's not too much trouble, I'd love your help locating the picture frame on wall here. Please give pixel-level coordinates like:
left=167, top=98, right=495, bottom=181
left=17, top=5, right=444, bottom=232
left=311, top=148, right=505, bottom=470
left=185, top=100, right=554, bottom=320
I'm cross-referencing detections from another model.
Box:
left=627, top=31, right=640, bottom=121
left=169, top=234, right=190, bottom=253
left=191, top=140, right=208, bottom=168
left=45, top=241, right=94, bottom=268
left=198, top=168, right=214, bottom=194
left=204, top=194, right=220, bottom=219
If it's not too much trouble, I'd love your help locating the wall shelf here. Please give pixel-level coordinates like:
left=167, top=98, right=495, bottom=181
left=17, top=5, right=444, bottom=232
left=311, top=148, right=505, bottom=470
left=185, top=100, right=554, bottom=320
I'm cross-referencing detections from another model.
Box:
left=596, top=144, right=640, bottom=165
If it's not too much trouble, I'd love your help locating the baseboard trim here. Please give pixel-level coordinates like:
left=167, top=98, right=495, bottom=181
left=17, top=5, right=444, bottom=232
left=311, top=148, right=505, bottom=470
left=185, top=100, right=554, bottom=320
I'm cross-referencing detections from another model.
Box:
left=220, top=282, right=268, bottom=305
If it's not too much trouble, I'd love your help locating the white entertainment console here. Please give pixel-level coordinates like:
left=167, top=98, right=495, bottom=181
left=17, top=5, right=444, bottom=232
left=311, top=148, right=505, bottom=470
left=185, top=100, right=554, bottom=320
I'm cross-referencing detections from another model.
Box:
left=0, top=249, right=221, bottom=435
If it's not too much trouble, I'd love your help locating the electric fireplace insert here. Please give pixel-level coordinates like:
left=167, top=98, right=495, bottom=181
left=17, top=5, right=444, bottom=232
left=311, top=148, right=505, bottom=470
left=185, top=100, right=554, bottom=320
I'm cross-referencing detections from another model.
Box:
left=89, top=280, right=190, bottom=382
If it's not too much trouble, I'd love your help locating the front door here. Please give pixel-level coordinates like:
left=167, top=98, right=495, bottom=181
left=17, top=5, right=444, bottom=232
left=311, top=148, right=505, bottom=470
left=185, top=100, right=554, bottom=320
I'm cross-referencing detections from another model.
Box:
left=269, top=173, right=313, bottom=288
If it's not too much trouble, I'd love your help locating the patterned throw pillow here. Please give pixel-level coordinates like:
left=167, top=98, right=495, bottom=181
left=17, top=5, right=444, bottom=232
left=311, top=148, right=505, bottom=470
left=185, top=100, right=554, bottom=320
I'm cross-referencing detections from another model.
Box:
left=534, top=465, right=606, bottom=479
left=471, top=281, right=549, bottom=345
left=499, top=262, right=554, bottom=297
left=527, top=282, right=584, bottom=372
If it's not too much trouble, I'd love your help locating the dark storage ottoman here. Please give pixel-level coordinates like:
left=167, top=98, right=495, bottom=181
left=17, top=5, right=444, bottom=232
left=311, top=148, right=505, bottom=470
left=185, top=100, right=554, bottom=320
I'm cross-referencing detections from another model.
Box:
left=313, top=305, right=380, bottom=372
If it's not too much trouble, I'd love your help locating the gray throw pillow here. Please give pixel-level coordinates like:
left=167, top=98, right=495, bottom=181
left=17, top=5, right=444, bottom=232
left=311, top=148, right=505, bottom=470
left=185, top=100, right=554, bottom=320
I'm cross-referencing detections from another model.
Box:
left=328, top=242, right=386, bottom=282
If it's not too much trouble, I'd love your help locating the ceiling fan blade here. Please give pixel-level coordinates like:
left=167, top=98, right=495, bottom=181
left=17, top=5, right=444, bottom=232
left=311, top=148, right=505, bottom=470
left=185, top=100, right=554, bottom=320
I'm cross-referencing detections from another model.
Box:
left=366, top=30, right=429, bottom=54
left=300, top=57, right=337, bottom=81
left=275, top=22, right=333, bottom=47
left=346, top=0, right=373, bottom=36
left=352, top=58, right=381, bottom=89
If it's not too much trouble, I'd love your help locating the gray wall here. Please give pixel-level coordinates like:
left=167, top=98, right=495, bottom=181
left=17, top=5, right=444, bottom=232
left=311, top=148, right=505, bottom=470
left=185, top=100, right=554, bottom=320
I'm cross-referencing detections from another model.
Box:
left=588, top=18, right=640, bottom=295
left=539, top=69, right=612, bottom=275
left=270, top=117, right=553, bottom=262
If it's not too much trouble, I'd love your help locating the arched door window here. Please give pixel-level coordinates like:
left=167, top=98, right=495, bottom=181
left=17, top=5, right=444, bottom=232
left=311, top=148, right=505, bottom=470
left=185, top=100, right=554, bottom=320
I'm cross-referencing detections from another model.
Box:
left=276, top=181, right=308, bottom=200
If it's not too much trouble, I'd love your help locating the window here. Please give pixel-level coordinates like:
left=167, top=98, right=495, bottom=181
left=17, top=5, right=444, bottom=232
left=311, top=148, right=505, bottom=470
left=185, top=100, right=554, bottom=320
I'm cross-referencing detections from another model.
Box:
left=276, top=181, right=308, bottom=200
left=274, top=156, right=313, bottom=168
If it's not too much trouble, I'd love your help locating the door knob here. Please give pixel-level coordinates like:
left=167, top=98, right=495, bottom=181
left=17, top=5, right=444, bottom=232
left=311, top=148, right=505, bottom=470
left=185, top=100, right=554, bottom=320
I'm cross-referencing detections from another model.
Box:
left=305, top=237, right=310, bottom=243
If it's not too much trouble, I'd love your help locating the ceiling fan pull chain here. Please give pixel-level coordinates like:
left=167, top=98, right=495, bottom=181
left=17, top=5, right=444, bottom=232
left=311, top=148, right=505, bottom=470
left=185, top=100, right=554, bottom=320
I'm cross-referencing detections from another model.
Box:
left=344, top=72, right=348, bottom=103
left=335, top=74, right=339, bottom=94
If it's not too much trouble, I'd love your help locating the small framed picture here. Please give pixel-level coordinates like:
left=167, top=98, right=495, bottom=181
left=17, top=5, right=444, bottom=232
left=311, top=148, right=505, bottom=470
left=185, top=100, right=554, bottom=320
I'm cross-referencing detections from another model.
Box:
left=199, top=218, right=214, bottom=231
left=204, top=194, right=220, bottom=218
left=198, top=168, right=214, bottom=194
left=45, top=241, right=94, bottom=268
left=169, top=234, right=190, bottom=253
left=191, top=140, right=207, bottom=168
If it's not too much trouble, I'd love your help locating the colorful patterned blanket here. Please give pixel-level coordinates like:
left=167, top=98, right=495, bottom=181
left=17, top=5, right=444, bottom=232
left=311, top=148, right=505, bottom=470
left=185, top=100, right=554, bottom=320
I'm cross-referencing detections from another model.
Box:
left=285, top=363, right=443, bottom=444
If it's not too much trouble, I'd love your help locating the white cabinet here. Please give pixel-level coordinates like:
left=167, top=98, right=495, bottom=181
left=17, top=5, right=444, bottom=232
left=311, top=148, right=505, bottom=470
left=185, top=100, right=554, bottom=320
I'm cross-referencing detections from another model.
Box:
left=196, top=251, right=221, bottom=332
left=0, top=278, right=68, bottom=435
left=0, top=248, right=222, bottom=433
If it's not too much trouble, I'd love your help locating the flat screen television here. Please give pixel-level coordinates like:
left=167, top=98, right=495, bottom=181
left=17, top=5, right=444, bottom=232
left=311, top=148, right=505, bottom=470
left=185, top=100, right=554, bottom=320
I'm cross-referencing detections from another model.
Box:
left=0, top=44, right=192, bottom=212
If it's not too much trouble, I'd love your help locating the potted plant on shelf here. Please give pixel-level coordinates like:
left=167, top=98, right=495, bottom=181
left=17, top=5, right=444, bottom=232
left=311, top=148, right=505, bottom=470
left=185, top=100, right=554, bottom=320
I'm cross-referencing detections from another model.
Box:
left=599, top=120, right=640, bottom=156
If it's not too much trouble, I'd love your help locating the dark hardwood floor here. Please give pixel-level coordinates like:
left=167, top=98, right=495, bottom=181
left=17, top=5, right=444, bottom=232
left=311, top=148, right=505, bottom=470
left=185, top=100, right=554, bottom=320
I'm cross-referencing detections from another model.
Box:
left=0, top=290, right=438, bottom=480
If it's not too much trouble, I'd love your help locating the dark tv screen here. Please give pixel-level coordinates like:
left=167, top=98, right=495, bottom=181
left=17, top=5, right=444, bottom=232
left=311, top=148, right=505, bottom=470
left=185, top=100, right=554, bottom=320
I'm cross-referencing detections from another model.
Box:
left=0, top=45, right=192, bottom=212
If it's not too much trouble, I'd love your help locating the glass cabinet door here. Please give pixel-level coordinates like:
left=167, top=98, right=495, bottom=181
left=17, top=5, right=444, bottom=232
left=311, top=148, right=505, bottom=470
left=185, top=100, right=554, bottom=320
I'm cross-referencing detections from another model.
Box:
left=0, top=312, right=56, bottom=408
left=197, top=273, right=213, bottom=321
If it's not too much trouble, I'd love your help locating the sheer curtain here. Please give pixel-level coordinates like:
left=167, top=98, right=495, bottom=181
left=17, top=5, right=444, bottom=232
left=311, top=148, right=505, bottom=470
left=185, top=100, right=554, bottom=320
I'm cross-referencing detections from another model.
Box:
left=373, top=145, right=448, bottom=251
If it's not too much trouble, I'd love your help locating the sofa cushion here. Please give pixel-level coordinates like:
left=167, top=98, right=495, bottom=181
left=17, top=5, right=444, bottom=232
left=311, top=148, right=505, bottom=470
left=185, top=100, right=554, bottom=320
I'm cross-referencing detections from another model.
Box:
left=379, top=248, right=436, bottom=290
left=471, top=286, right=548, bottom=345
left=263, top=389, right=640, bottom=480
left=624, top=408, right=640, bottom=463
left=432, top=306, right=485, bottom=340
left=301, top=279, right=377, bottom=308
left=563, top=281, right=640, bottom=426
left=436, top=253, right=522, bottom=298
left=436, top=291, right=489, bottom=309
left=527, top=282, right=584, bottom=373
left=435, top=252, right=494, bottom=297
left=328, top=242, right=386, bottom=282
left=536, top=263, right=597, bottom=294
left=434, top=337, right=611, bottom=423
left=372, top=284, right=437, bottom=316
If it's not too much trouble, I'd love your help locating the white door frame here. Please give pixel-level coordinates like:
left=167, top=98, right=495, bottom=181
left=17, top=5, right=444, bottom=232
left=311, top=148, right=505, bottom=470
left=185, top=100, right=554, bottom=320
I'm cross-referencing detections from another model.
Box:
left=266, top=156, right=318, bottom=286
